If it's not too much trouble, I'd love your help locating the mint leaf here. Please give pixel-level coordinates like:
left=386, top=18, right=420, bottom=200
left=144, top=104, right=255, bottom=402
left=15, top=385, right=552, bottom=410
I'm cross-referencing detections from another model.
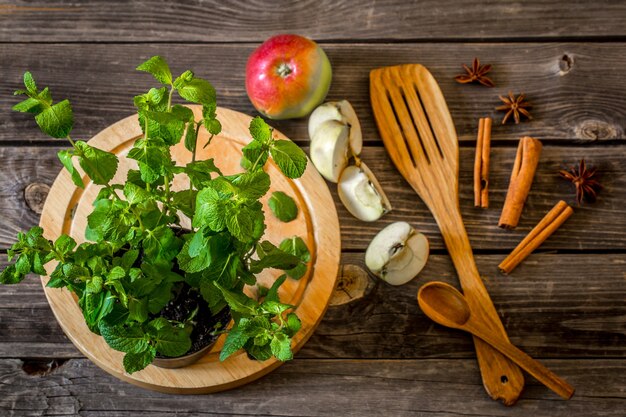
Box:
left=54, top=234, right=77, bottom=256
left=123, top=182, right=150, bottom=205
left=184, top=159, right=221, bottom=187
left=136, top=56, right=173, bottom=85
left=193, top=187, right=229, bottom=231
left=278, top=236, right=310, bottom=280
left=270, top=333, right=293, bottom=361
left=219, top=319, right=250, bottom=361
left=128, top=296, right=148, bottom=322
left=13, top=97, right=42, bottom=114
left=34, top=99, right=73, bottom=138
left=123, top=347, right=156, bottom=374
left=127, top=139, right=171, bottom=184
left=74, top=141, right=119, bottom=185
left=270, top=140, right=307, bottom=179
left=150, top=319, right=192, bottom=357
left=23, top=71, right=37, bottom=95
left=241, top=140, right=269, bottom=171
left=184, top=121, right=198, bottom=153
left=268, top=191, right=298, bottom=222
left=231, top=171, right=270, bottom=200
left=99, top=322, right=149, bottom=354
left=249, top=117, right=272, bottom=143
left=286, top=312, right=301, bottom=335
left=57, top=150, right=84, bottom=188
left=250, top=241, right=300, bottom=274
left=225, top=205, right=255, bottom=242
left=142, top=226, right=182, bottom=263
left=214, top=282, right=257, bottom=316
left=174, top=72, right=216, bottom=105
left=264, top=274, right=287, bottom=303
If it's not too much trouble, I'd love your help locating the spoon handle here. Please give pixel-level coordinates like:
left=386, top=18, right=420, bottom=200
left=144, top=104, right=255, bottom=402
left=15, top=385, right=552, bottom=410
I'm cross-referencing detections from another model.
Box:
left=468, top=324, right=575, bottom=399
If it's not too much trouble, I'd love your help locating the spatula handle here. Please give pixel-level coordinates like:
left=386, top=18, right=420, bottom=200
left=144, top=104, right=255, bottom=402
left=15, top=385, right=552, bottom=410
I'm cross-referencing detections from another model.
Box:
left=467, top=322, right=575, bottom=399
left=438, top=212, right=526, bottom=405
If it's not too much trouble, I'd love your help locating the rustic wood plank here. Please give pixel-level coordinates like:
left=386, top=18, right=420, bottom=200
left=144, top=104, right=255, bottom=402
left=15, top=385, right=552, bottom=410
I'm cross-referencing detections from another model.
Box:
left=2, top=253, right=624, bottom=360
left=0, top=357, right=623, bottom=416
left=2, top=0, right=626, bottom=42
left=0, top=145, right=623, bottom=251
left=1, top=43, right=625, bottom=144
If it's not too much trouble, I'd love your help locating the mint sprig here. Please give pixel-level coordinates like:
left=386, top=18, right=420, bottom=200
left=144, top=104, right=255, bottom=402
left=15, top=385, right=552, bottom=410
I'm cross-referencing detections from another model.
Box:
left=2, top=56, right=311, bottom=374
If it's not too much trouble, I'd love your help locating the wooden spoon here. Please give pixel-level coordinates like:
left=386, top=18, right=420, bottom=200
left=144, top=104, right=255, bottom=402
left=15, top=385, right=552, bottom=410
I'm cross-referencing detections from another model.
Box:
left=417, top=281, right=575, bottom=400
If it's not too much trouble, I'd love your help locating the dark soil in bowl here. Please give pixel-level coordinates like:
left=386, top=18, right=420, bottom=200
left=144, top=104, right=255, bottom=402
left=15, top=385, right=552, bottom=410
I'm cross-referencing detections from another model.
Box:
left=155, top=282, right=231, bottom=357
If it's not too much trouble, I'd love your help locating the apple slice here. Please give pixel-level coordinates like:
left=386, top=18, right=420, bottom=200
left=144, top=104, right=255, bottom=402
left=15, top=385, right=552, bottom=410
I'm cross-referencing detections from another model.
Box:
left=365, top=222, right=429, bottom=286
left=308, top=100, right=362, bottom=155
left=338, top=162, right=391, bottom=222
left=310, top=120, right=350, bottom=183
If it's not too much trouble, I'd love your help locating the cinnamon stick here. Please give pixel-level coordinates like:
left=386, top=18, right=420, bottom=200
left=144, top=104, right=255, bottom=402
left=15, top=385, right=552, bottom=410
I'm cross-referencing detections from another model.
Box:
left=499, top=200, right=574, bottom=274
left=474, top=117, right=492, bottom=208
left=498, top=136, right=543, bottom=229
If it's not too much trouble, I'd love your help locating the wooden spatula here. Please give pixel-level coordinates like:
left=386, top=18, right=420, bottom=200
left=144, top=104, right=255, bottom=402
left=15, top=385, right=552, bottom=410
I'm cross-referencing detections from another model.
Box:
left=370, top=64, right=525, bottom=405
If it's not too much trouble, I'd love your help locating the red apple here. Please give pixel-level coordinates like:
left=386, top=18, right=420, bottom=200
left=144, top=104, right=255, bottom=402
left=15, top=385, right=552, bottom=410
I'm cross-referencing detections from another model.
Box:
left=246, top=34, right=332, bottom=120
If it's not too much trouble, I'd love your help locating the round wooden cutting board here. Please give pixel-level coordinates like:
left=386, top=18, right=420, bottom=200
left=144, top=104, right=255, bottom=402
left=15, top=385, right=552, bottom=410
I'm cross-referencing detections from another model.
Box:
left=38, top=106, right=341, bottom=394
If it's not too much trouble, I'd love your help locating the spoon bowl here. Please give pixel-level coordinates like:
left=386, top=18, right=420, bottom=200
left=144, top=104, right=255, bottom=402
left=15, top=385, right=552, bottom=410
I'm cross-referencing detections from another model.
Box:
left=417, top=282, right=471, bottom=328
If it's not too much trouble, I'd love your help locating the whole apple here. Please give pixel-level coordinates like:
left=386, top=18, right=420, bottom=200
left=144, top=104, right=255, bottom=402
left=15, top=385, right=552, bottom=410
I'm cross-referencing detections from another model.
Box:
left=246, top=34, right=332, bottom=120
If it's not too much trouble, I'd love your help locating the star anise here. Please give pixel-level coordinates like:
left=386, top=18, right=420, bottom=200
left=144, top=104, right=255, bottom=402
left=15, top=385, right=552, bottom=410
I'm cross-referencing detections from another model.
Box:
left=495, top=91, right=532, bottom=125
left=559, top=159, right=602, bottom=205
left=455, top=57, right=495, bottom=87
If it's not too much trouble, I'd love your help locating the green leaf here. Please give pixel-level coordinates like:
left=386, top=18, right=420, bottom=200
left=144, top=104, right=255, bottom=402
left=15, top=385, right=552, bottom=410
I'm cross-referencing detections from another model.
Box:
left=264, top=274, right=287, bottom=303
left=128, top=296, right=149, bottom=322
left=57, top=150, right=84, bottom=188
left=54, top=234, right=77, bottom=256
left=172, top=189, right=197, bottom=219
left=270, top=140, right=308, bottom=179
left=142, top=226, right=182, bottom=263
left=250, top=241, right=300, bottom=274
left=13, top=97, right=43, bottom=114
left=177, top=232, right=228, bottom=274
left=184, top=121, right=198, bottom=153
left=270, top=333, right=293, bottom=361
left=127, top=140, right=171, bottom=184
left=99, top=322, right=149, bottom=354
left=219, top=320, right=250, bottom=361
left=249, top=117, right=272, bottom=143
left=123, top=347, right=156, bottom=374
left=74, top=141, right=119, bottom=185
left=136, top=56, right=173, bottom=85
left=184, top=159, right=222, bottom=187
left=150, top=319, right=192, bottom=357
left=241, top=140, right=268, bottom=171
left=260, top=300, right=291, bottom=316
left=278, top=236, right=310, bottom=280
left=142, top=109, right=186, bottom=145
left=193, top=186, right=230, bottom=231
left=174, top=72, right=216, bottom=106
left=286, top=312, right=301, bottom=336
left=231, top=171, right=270, bottom=201
left=268, top=191, right=298, bottom=222
left=0, top=265, right=23, bottom=284
left=225, top=205, right=255, bottom=242
left=214, top=282, right=257, bottom=316
left=34, top=99, right=73, bottom=138
left=86, top=275, right=103, bottom=294
left=123, top=182, right=150, bottom=205
left=23, top=71, right=37, bottom=95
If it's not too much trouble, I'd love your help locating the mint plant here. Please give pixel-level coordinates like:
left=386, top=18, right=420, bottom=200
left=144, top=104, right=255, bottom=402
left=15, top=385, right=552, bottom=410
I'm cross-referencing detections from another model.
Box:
left=0, top=56, right=310, bottom=373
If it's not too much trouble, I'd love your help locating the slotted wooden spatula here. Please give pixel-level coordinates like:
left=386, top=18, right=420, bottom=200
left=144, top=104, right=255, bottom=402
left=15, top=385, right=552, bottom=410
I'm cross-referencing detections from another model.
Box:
left=370, top=64, right=525, bottom=405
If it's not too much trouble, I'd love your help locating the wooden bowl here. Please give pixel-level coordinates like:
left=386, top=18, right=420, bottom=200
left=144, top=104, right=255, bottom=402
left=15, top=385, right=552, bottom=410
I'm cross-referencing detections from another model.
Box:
left=39, top=106, right=341, bottom=393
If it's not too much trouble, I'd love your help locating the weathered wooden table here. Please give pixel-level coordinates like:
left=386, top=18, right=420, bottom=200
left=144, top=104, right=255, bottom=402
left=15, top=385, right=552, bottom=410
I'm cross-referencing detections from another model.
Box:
left=1, top=1, right=624, bottom=416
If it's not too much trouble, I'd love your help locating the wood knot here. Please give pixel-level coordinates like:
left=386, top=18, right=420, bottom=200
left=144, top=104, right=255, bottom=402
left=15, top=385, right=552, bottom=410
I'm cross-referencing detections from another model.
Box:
left=21, top=358, right=68, bottom=376
left=330, top=264, right=375, bottom=306
left=575, top=120, right=623, bottom=141
left=24, top=182, right=50, bottom=214
left=559, top=54, right=574, bottom=74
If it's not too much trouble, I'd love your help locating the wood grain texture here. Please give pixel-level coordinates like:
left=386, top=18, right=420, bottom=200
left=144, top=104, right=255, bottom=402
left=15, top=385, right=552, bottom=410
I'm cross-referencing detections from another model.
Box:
left=1, top=43, right=625, bottom=144
left=2, top=0, right=626, bottom=42
left=36, top=106, right=340, bottom=393
left=1, top=145, right=623, bottom=251
left=2, top=253, right=624, bottom=360
left=371, top=63, right=523, bottom=404
left=0, top=358, right=623, bottom=416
